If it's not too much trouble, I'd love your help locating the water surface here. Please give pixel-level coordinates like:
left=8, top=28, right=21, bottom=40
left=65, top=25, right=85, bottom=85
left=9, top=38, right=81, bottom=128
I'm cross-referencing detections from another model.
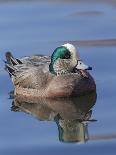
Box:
left=0, top=1, right=116, bottom=155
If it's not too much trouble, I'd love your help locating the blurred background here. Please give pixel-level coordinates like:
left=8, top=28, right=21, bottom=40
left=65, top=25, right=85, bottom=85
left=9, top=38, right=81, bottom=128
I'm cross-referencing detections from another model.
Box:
left=0, top=0, right=116, bottom=155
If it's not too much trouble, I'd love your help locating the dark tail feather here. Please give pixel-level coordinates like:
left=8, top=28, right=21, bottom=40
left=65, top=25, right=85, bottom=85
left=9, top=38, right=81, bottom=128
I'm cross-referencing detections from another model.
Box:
left=16, top=58, right=23, bottom=64
left=5, top=64, right=15, bottom=76
left=5, top=52, right=14, bottom=65
left=5, top=52, right=18, bottom=76
left=5, top=52, right=23, bottom=77
left=5, top=52, right=22, bottom=66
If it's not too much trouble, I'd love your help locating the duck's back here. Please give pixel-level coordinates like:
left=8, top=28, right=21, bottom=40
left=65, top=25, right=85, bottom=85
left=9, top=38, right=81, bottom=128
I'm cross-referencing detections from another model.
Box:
left=20, top=55, right=50, bottom=66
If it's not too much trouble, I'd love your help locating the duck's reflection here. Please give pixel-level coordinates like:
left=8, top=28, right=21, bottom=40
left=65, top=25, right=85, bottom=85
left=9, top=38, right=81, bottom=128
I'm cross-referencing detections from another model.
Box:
left=11, top=92, right=97, bottom=143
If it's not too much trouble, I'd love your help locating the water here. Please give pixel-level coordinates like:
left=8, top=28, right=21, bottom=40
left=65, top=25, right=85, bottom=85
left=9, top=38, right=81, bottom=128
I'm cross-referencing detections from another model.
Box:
left=0, top=0, right=116, bottom=155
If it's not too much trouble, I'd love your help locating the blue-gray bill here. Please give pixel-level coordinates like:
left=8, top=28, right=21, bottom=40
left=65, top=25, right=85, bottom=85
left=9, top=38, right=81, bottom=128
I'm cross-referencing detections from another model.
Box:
left=75, top=60, right=92, bottom=78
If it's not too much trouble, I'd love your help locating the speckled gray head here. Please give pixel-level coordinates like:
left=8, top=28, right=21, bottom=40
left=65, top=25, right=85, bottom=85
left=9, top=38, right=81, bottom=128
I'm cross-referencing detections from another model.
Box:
left=49, top=43, right=92, bottom=76
left=63, top=43, right=92, bottom=70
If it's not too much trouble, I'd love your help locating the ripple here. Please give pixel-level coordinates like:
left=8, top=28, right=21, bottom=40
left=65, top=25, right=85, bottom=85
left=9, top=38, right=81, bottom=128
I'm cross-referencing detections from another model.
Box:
left=90, top=133, right=116, bottom=141
left=62, top=39, right=116, bottom=47
left=70, top=11, right=103, bottom=17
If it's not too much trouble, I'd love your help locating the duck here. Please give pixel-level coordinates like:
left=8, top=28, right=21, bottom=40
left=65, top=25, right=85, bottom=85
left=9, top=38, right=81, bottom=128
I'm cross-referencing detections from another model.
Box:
left=5, top=43, right=96, bottom=98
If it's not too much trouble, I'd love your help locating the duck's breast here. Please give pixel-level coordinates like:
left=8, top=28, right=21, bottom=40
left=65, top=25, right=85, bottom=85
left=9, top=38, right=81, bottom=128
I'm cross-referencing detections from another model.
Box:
left=46, top=73, right=96, bottom=97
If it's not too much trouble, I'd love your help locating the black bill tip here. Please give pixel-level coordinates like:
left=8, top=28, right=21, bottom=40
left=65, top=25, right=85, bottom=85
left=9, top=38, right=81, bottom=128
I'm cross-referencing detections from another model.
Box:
left=87, top=66, right=92, bottom=70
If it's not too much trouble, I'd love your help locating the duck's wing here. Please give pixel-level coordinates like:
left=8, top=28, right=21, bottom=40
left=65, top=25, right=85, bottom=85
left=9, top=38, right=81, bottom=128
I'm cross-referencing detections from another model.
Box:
left=5, top=52, right=50, bottom=66
left=5, top=52, right=50, bottom=88
left=6, top=63, right=50, bottom=89
left=20, top=55, right=50, bottom=66
left=5, top=52, right=50, bottom=75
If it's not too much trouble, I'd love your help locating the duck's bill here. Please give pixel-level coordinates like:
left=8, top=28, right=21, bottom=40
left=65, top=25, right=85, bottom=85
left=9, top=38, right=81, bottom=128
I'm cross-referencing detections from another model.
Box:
left=76, top=60, right=92, bottom=70
left=75, top=60, right=92, bottom=78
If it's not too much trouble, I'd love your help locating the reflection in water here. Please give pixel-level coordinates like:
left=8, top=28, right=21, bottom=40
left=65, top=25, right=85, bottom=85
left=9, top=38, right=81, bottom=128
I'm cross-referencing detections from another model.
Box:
left=55, top=115, right=90, bottom=143
left=10, top=92, right=97, bottom=143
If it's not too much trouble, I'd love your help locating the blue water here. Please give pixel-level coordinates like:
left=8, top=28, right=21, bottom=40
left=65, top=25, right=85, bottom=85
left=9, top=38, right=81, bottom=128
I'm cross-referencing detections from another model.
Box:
left=0, top=1, right=116, bottom=155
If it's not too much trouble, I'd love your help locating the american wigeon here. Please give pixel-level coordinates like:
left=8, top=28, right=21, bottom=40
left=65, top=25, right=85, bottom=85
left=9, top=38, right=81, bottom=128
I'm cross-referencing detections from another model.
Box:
left=5, top=43, right=96, bottom=98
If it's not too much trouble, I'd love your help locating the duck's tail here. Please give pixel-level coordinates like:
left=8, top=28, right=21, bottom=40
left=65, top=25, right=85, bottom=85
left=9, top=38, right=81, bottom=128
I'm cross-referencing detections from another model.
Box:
left=5, top=52, right=22, bottom=76
left=5, top=52, right=23, bottom=65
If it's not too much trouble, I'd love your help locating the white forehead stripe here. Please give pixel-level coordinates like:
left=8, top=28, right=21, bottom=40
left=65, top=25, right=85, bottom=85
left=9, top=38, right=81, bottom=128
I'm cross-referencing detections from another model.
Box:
left=62, top=43, right=80, bottom=59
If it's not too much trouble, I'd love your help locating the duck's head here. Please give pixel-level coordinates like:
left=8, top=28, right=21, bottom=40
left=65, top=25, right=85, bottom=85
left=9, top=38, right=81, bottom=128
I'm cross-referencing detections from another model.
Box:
left=49, top=43, right=92, bottom=77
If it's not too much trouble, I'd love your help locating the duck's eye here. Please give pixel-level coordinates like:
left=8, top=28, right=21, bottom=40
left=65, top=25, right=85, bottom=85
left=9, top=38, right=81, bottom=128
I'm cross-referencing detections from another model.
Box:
left=77, top=60, right=82, bottom=65
left=61, top=52, right=71, bottom=59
